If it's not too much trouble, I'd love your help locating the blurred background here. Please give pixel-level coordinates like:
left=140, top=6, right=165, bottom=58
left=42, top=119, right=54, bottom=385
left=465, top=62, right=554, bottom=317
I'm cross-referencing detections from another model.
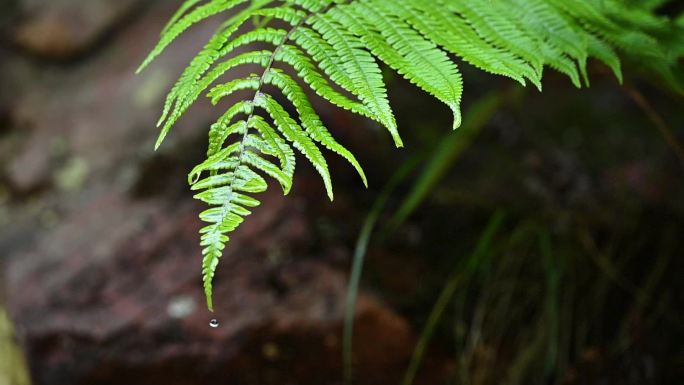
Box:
left=0, top=1, right=682, bottom=384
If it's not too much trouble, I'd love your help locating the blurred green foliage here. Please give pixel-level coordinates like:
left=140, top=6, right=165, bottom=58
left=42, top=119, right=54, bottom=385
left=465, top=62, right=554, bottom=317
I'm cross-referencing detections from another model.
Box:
left=0, top=308, right=31, bottom=385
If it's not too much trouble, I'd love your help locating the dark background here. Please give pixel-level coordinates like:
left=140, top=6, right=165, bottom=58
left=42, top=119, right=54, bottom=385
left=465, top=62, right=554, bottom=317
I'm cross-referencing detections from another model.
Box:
left=1, top=1, right=682, bottom=384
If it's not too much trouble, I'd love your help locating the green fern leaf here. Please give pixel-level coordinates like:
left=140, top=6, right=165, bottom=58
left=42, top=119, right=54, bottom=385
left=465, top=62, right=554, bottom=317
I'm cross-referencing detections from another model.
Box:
left=139, top=0, right=683, bottom=310
left=254, top=92, right=334, bottom=200
left=332, top=1, right=464, bottom=129
left=248, top=115, right=296, bottom=187
left=138, top=0, right=249, bottom=73
left=308, top=13, right=401, bottom=146
left=264, top=68, right=367, bottom=186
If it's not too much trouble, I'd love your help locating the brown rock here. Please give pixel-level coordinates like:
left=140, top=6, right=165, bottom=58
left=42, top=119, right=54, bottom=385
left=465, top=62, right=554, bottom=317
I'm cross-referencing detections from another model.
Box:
left=13, top=0, right=143, bottom=59
left=5, top=185, right=416, bottom=385
left=2, top=0, right=220, bottom=191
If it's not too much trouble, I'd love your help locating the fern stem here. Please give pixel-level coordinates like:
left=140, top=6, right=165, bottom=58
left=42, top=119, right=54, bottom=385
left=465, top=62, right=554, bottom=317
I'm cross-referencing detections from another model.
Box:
left=225, top=2, right=329, bottom=197
left=202, top=2, right=318, bottom=312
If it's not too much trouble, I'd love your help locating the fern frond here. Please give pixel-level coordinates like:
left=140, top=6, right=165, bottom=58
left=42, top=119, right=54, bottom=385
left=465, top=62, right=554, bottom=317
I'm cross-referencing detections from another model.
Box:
left=510, top=0, right=590, bottom=84
left=308, top=12, right=401, bottom=145
left=264, top=68, right=367, bottom=186
left=160, top=0, right=204, bottom=37
left=254, top=92, right=334, bottom=199
left=448, top=0, right=545, bottom=76
left=275, top=44, right=374, bottom=118
left=157, top=50, right=273, bottom=149
left=248, top=115, right=296, bottom=192
left=332, top=1, right=464, bottom=128
left=140, top=0, right=684, bottom=310
left=138, top=0, right=249, bottom=73
left=394, top=0, right=535, bottom=88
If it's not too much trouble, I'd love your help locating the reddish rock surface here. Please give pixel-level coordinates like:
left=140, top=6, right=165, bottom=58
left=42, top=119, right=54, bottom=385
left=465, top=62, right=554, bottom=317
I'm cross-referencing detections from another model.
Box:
left=7, top=187, right=416, bottom=385
left=13, top=0, right=144, bottom=59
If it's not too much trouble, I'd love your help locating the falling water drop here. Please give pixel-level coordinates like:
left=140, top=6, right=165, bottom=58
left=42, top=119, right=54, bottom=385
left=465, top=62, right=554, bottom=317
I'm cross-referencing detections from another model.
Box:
left=209, top=319, right=219, bottom=328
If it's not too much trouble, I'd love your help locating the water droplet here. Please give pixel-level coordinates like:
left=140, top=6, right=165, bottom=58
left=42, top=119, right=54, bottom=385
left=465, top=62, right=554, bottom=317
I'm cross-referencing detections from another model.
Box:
left=209, top=319, right=219, bottom=328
